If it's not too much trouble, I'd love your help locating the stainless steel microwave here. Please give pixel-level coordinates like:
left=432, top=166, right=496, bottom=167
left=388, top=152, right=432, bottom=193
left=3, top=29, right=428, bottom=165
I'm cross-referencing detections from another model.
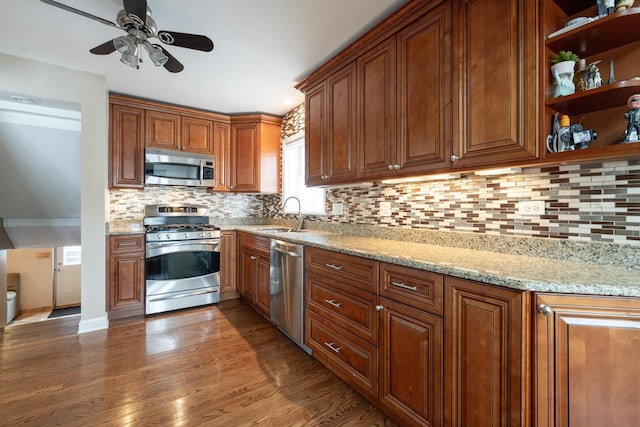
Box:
left=145, top=148, right=214, bottom=187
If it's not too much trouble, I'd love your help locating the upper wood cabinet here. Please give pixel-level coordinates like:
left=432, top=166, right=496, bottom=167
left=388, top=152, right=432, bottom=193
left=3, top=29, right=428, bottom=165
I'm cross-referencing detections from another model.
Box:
left=109, top=100, right=145, bottom=188
left=451, top=0, right=538, bottom=168
left=146, top=109, right=215, bottom=154
left=227, top=114, right=282, bottom=193
left=540, top=2, right=640, bottom=164
left=213, top=120, right=232, bottom=192
left=305, top=63, right=358, bottom=186
left=534, top=293, right=640, bottom=427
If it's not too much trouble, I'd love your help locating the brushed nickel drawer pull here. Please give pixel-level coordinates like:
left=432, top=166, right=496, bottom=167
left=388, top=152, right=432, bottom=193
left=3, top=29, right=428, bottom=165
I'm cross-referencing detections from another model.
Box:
left=391, top=281, right=418, bottom=291
left=324, top=342, right=341, bottom=353
left=325, top=263, right=342, bottom=271
left=324, top=299, right=342, bottom=308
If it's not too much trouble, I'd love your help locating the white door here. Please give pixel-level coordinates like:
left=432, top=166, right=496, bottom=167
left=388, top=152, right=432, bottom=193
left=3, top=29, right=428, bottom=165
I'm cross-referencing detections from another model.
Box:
left=54, top=246, right=81, bottom=307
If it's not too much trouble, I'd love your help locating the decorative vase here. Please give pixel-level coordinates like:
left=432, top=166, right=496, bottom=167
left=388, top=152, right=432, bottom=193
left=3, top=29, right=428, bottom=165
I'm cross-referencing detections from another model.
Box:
left=551, top=61, right=576, bottom=97
left=615, top=0, right=635, bottom=11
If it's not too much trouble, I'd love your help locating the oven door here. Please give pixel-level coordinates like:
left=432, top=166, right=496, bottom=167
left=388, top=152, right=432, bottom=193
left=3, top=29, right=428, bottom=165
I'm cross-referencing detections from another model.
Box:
left=145, top=240, right=221, bottom=314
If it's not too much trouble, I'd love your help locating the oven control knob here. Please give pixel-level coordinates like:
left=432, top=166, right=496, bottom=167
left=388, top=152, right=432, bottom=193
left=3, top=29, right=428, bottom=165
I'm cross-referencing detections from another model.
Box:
left=165, top=234, right=171, bottom=240
left=184, top=233, right=189, bottom=239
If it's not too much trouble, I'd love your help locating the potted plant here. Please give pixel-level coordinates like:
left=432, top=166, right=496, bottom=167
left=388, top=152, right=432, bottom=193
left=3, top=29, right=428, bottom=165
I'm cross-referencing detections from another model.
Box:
left=550, top=50, right=580, bottom=75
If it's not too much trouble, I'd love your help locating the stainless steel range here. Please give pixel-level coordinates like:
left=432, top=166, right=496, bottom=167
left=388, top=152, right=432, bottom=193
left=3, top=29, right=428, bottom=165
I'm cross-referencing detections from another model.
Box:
left=143, top=204, right=221, bottom=315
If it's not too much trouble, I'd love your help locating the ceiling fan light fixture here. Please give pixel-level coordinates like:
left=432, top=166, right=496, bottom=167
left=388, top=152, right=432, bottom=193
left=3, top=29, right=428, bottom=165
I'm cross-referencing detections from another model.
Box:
left=120, top=44, right=140, bottom=68
left=113, top=34, right=137, bottom=54
left=143, top=40, right=168, bottom=66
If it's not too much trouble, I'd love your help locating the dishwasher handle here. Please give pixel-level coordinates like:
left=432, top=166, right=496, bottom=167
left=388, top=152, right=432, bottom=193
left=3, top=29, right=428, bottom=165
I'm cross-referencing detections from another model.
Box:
left=272, top=247, right=301, bottom=257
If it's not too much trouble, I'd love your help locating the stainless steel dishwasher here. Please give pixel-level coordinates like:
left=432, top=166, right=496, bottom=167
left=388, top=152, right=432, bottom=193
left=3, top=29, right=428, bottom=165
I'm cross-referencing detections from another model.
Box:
left=269, top=239, right=311, bottom=354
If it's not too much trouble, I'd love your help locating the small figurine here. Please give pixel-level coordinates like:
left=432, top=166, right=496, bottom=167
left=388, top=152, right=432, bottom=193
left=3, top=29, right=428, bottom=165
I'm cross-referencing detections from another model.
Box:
left=624, top=94, right=640, bottom=143
left=586, top=61, right=604, bottom=90
left=553, top=69, right=575, bottom=97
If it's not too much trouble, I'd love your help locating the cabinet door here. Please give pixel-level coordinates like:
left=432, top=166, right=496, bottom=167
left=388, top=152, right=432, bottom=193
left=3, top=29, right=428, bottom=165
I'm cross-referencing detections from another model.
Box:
left=213, top=121, right=232, bottom=192
left=182, top=115, right=214, bottom=154
left=445, top=277, right=528, bottom=427
left=230, top=122, right=259, bottom=192
left=254, top=252, right=271, bottom=317
left=452, top=0, right=537, bottom=167
left=305, top=82, right=327, bottom=186
left=396, top=1, right=452, bottom=174
left=379, top=297, right=443, bottom=427
left=107, top=235, right=145, bottom=319
left=535, top=293, right=640, bottom=427
left=145, top=110, right=181, bottom=150
left=219, top=230, right=237, bottom=300
left=109, top=103, right=145, bottom=188
left=357, top=37, right=397, bottom=179
left=326, top=63, right=358, bottom=184
left=238, top=246, right=256, bottom=302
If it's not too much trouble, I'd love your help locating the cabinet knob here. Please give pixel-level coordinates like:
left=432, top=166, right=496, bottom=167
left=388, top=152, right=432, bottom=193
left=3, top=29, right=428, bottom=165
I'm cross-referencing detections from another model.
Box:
left=450, top=154, right=459, bottom=162
left=394, top=164, right=400, bottom=170
left=376, top=305, right=384, bottom=311
left=388, top=164, right=395, bottom=170
left=537, top=304, right=553, bottom=316
left=250, top=256, right=257, bottom=260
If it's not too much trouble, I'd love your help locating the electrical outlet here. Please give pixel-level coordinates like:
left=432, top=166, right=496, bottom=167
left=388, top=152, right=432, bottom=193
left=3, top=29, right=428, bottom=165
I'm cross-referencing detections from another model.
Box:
left=332, top=202, right=343, bottom=215
left=380, top=201, right=391, bottom=217
left=518, top=200, right=545, bottom=216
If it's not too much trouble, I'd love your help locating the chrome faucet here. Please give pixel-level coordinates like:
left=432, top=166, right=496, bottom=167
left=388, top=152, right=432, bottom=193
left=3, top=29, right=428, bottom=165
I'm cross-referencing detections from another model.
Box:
left=283, top=196, right=304, bottom=231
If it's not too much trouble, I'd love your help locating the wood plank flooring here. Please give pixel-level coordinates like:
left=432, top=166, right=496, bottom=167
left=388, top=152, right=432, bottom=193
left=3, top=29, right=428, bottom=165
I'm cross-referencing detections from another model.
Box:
left=0, top=299, right=398, bottom=426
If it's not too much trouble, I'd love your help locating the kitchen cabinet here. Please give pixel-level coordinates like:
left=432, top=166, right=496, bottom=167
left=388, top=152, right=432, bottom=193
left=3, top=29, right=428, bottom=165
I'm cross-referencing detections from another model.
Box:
left=305, top=63, right=358, bottom=186
left=305, top=246, right=379, bottom=400
left=534, top=293, right=640, bottom=427
left=359, top=1, right=452, bottom=180
left=146, top=109, right=215, bottom=154
left=238, top=232, right=271, bottom=317
left=226, top=115, right=282, bottom=193
left=541, top=2, right=640, bottom=163
left=109, top=100, right=145, bottom=189
left=378, top=297, right=443, bottom=427
left=219, top=230, right=237, bottom=301
left=451, top=0, right=538, bottom=169
left=213, top=120, right=232, bottom=192
left=445, top=276, right=530, bottom=427
left=106, top=234, right=145, bottom=320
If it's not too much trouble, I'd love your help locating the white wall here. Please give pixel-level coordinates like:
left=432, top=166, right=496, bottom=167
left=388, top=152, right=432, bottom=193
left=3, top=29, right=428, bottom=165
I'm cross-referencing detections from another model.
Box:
left=0, top=53, right=109, bottom=333
left=7, top=248, right=53, bottom=310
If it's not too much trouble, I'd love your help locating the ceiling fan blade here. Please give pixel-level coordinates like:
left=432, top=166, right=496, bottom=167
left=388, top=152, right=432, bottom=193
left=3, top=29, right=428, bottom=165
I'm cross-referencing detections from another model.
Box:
left=90, top=39, right=117, bottom=55
left=123, top=0, right=147, bottom=26
left=157, top=31, right=214, bottom=52
left=40, top=0, right=117, bottom=28
left=154, top=45, right=184, bottom=73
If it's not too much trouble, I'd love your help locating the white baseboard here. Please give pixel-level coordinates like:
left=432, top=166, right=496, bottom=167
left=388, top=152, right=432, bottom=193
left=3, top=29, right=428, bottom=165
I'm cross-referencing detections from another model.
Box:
left=78, top=316, right=109, bottom=334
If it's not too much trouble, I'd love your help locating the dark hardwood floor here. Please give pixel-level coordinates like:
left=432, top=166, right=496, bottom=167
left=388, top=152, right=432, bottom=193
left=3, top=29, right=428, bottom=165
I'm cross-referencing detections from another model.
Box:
left=0, top=299, right=397, bottom=426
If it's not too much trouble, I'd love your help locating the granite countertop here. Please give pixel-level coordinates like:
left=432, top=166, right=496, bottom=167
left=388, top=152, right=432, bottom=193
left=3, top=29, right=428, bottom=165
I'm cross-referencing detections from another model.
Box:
left=234, top=225, right=640, bottom=298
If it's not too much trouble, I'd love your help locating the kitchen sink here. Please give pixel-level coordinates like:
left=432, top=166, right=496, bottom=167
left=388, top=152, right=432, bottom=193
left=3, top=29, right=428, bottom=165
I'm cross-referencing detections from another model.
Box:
left=261, top=228, right=308, bottom=233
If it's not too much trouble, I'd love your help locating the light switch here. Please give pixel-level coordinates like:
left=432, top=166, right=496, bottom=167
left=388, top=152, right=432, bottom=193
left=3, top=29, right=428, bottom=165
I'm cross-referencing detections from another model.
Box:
left=380, top=201, right=391, bottom=217
left=332, top=202, right=343, bottom=215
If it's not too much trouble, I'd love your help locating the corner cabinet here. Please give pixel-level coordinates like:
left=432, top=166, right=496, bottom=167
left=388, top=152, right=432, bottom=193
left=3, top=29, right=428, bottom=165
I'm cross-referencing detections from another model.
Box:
left=227, top=115, right=282, bottom=193
left=541, top=2, right=640, bottom=163
left=534, top=293, right=640, bottom=427
left=451, top=0, right=538, bottom=168
left=106, top=234, right=145, bottom=319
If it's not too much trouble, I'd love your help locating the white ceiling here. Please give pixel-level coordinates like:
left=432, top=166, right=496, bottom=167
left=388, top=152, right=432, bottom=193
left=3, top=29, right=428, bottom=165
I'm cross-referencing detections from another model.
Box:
left=0, top=0, right=409, bottom=116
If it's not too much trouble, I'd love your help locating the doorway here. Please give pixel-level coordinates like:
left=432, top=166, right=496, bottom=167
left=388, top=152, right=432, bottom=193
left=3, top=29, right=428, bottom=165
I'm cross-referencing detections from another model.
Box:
left=54, top=246, right=81, bottom=308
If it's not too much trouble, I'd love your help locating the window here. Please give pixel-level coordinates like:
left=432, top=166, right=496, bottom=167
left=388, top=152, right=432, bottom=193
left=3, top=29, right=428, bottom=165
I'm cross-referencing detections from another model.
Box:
left=282, top=133, right=325, bottom=214
left=62, top=246, right=82, bottom=266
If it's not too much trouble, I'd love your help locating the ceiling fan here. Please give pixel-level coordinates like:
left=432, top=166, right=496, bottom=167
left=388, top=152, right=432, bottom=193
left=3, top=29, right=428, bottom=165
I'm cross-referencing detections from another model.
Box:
left=40, top=0, right=214, bottom=73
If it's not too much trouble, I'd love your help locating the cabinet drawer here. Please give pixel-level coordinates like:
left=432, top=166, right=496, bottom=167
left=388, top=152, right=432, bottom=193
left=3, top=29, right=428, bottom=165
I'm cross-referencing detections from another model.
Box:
left=109, top=234, right=145, bottom=255
left=305, top=246, right=378, bottom=293
left=306, top=309, right=378, bottom=401
left=306, top=272, right=378, bottom=345
left=380, top=262, right=443, bottom=316
left=239, top=232, right=270, bottom=254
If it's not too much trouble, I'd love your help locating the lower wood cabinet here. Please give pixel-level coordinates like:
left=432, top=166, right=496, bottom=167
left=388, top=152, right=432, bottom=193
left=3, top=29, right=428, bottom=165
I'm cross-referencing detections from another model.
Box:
left=378, top=296, right=443, bottom=427
left=219, top=230, right=237, bottom=301
left=238, top=232, right=270, bottom=317
left=445, top=276, right=529, bottom=427
left=106, top=234, right=145, bottom=319
left=534, top=293, right=640, bottom=427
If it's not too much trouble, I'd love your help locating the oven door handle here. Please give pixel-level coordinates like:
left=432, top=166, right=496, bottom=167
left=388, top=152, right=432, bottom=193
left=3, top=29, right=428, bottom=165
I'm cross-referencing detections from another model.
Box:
left=146, top=241, right=220, bottom=258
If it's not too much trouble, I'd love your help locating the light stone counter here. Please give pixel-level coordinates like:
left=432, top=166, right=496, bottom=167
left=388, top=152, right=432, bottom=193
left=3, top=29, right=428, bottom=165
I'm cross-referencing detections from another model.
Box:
left=234, top=225, right=640, bottom=297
